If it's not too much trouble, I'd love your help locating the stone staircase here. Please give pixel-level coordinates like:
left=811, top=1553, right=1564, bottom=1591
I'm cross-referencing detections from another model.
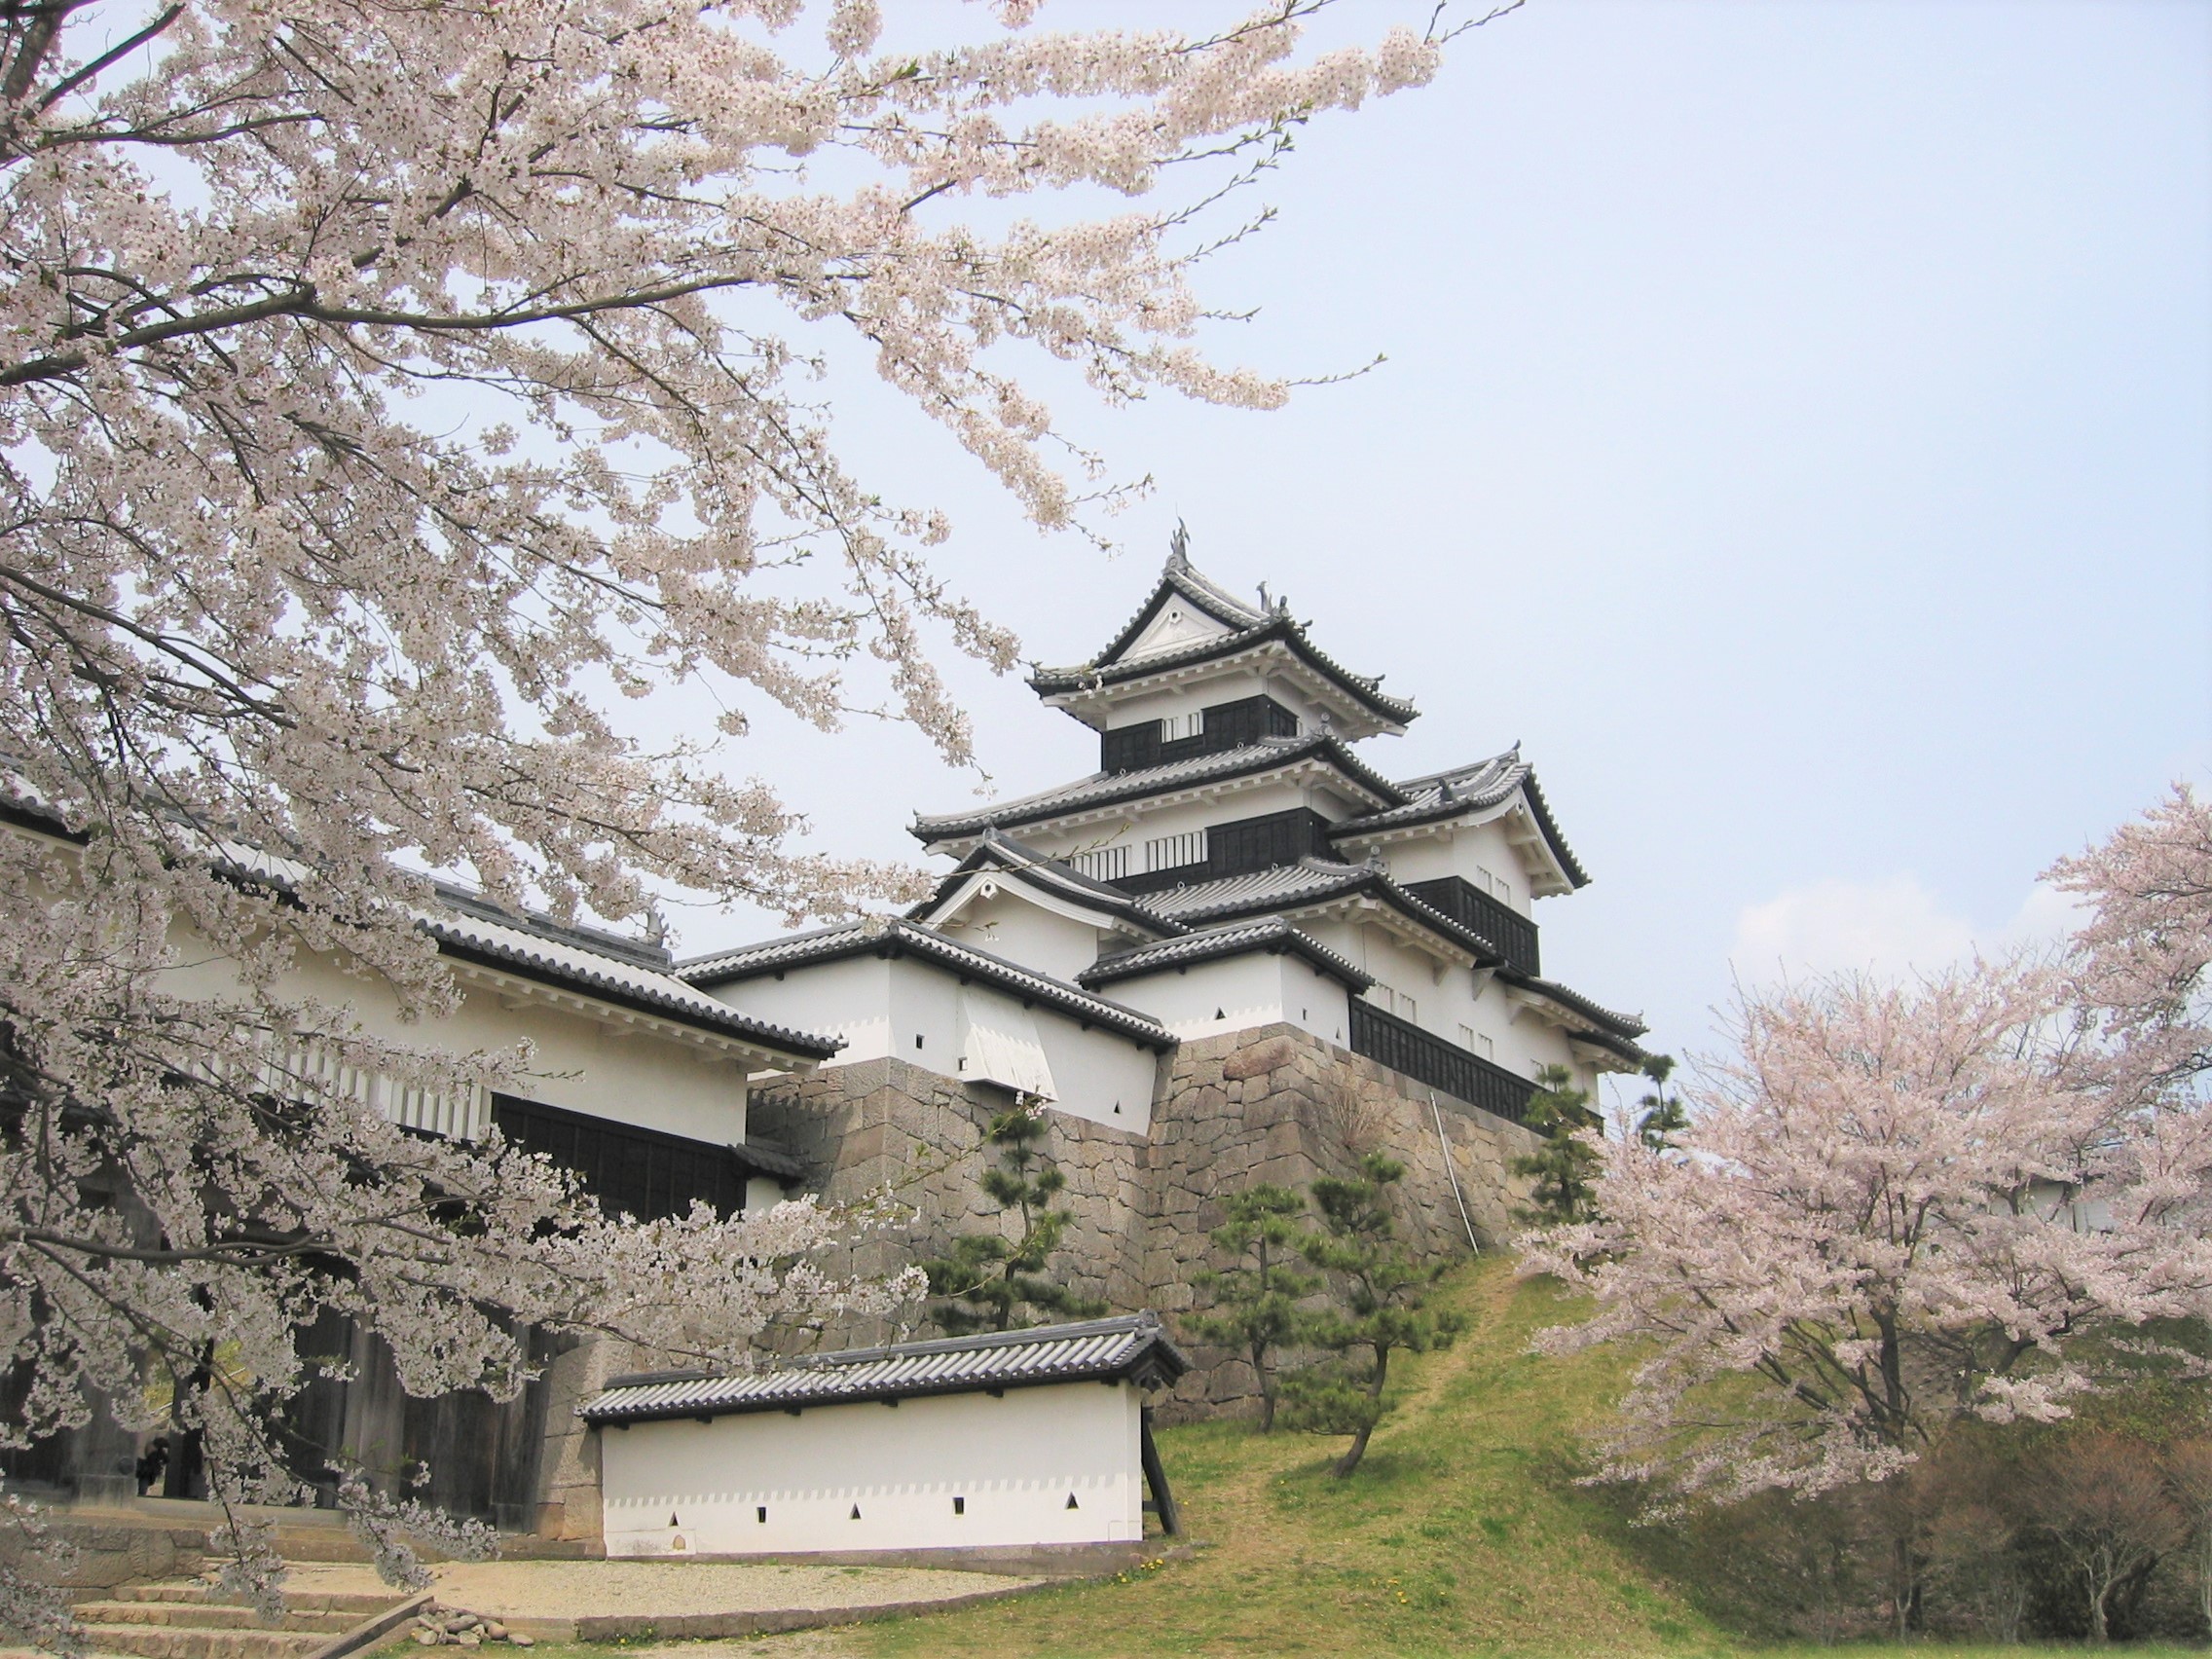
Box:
left=66, top=1583, right=404, bottom=1659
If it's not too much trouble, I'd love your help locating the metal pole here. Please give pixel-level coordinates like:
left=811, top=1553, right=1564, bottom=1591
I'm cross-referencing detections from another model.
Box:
left=1430, top=1090, right=1480, bottom=1253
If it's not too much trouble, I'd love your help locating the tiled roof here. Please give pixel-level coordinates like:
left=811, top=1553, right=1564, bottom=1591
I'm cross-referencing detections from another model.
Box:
left=906, top=829, right=1183, bottom=939
left=679, top=918, right=1177, bottom=1051
left=0, top=777, right=844, bottom=1061
left=1028, top=548, right=1418, bottom=729
left=424, top=893, right=843, bottom=1059
left=910, top=734, right=1404, bottom=844
left=1079, top=917, right=1373, bottom=992
left=1030, top=615, right=1419, bottom=729
left=1499, top=968, right=1647, bottom=1040
left=1331, top=750, right=1591, bottom=890
left=577, top=1312, right=1190, bottom=1422
left=1092, top=549, right=1268, bottom=665
left=1137, top=859, right=1504, bottom=963
left=732, top=1136, right=809, bottom=1181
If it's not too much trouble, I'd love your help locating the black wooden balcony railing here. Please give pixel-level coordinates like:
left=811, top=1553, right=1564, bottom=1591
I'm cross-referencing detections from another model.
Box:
left=1347, top=1001, right=1537, bottom=1127
left=1402, top=876, right=1540, bottom=977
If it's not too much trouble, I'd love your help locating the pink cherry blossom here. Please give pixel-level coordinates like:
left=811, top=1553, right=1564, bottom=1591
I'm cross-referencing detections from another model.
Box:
left=0, top=0, right=1489, bottom=1636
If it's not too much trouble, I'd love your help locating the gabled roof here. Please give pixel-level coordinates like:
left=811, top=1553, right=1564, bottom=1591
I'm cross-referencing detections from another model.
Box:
left=1079, top=916, right=1373, bottom=993
left=910, top=733, right=1404, bottom=847
left=1330, top=749, right=1592, bottom=891
left=679, top=917, right=1177, bottom=1051
left=578, top=1312, right=1189, bottom=1423
left=905, top=829, right=1183, bottom=940
left=1093, top=540, right=1270, bottom=664
left=1027, top=543, right=1418, bottom=737
left=1139, top=858, right=1505, bottom=966
left=424, top=889, right=843, bottom=1060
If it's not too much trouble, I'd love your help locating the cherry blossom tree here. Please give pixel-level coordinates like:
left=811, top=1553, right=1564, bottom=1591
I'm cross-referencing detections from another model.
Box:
left=2049, top=782, right=2212, bottom=1108
left=1520, top=960, right=2212, bottom=1505
left=0, top=0, right=1494, bottom=1638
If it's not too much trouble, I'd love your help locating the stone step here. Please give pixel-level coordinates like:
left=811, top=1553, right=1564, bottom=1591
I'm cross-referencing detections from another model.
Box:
left=99, top=1588, right=395, bottom=1617
left=60, top=1626, right=330, bottom=1659
left=73, top=1603, right=357, bottom=1634
left=260, top=1533, right=372, bottom=1565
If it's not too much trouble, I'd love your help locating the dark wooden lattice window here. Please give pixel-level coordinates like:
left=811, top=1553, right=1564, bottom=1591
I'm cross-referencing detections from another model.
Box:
left=491, top=1094, right=748, bottom=1222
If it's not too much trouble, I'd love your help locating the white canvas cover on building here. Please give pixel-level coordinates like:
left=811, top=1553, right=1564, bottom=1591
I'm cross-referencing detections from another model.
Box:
left=958, top=984, right=1055, bottom=1097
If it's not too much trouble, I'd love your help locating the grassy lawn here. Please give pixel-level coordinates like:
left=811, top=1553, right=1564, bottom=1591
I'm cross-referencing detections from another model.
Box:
left=502, top=1259, right=2202, bottom=1658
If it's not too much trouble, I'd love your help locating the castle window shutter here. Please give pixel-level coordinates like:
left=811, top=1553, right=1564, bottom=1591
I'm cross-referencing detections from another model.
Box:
left=958, top=987, right=1056, bottom=1098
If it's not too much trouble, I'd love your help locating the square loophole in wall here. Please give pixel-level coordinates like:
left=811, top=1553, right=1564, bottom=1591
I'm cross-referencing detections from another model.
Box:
left=953, top=1495, right=965, bottom=1516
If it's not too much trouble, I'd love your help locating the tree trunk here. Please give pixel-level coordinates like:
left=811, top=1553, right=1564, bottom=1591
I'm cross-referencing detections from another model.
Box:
left=1887, top=1529, right=1924, bottom=1642
left=1330, top=1422, right=1374, bottom=1479
left=1253, top=1342, right=1275, bottom=1432
left=1329, top=1344, right=1389, bottom=1478
left=2198, top=1521, right=2211, bottom=1638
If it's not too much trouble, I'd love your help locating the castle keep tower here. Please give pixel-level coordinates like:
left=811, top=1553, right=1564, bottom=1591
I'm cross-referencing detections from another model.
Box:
left=698, top=537, right=1646, bottom=1411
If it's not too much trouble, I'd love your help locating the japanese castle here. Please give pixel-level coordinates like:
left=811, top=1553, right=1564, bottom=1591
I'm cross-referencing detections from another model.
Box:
left=698, top=534, right=1646, bottom=1126
left=3, top=534, right=1645, bottom=1539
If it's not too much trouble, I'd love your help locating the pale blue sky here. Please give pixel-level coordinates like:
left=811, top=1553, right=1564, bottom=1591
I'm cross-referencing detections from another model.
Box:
left=675, top=0, right=2212, bottom=1082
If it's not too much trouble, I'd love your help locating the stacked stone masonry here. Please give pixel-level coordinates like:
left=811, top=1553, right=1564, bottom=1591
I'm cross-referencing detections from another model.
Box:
left=748, top=1023, right=1543, bottom=1421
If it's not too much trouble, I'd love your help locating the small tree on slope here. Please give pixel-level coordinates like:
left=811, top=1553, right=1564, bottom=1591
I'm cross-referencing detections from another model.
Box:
left=1281, top=1154, right=1464, bottom=1478
left=1186, top=1185, right=1318, bottom=1431
left=921, top=1105, right=1106, bottom=1335
left=1511, top=1064, right=1604, bottom=1226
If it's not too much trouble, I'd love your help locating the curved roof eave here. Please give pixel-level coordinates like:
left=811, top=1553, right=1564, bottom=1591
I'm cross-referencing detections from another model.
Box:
left=1079, top=916, right=1374, bottom=992
left=909, top=733, right=1406, bottom=846
left=905, top=830, right=1184, bottom=939
left=1029, top=617, right=1419, bottom=731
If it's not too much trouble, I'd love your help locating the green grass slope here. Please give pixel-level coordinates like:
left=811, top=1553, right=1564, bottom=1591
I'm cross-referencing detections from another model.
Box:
left=838, top=1258, right=2194, bottom=1659
left=855, top=1256, right=1718, bottom=1658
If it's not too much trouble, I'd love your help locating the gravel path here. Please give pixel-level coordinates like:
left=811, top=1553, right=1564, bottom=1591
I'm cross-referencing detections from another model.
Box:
left=283, top=1559, right=1041, bottom=1621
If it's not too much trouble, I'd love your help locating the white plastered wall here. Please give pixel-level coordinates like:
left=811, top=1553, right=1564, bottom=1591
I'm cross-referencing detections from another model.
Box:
left=713, top=954, right=895, bottom=1065
left=1372, top=817, right=1533, bottom=915
left=156, top=944, right=753, bottom=1145
left=1106, top=953, right=1349, bottom=1048
left=710, top=955, right=1161, bottom=1132
left=1301, top=917, right=1591, bottom=1093
left=929, top=885, right=1119, bottom=984
left=599, top=1382, right=1145, bottom=1556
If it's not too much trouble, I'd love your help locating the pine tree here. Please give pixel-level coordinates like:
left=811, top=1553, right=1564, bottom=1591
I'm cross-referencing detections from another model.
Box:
left=1279, top=1154, right=1465, bottom=1478
left=1186, top=1185, right=1319, bottom=1431
left=1635, top=1053, right=1688, bottom=1152
left=920, top=1104, right=1107, bottom=1334
left=1512, top=1063, right=1604, bottom=1226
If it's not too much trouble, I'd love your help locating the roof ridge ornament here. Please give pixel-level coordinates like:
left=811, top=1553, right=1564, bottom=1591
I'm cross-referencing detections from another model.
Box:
left=1166, top=519, right=1191, bottom=571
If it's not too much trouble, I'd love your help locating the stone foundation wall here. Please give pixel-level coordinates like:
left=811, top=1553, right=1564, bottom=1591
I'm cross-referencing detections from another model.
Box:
left=747, top=1023, right=1542, bottom=1422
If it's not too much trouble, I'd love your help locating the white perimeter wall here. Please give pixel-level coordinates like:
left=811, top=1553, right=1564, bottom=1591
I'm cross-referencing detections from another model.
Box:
left=599, top=1382, right=1145, bottom=1556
